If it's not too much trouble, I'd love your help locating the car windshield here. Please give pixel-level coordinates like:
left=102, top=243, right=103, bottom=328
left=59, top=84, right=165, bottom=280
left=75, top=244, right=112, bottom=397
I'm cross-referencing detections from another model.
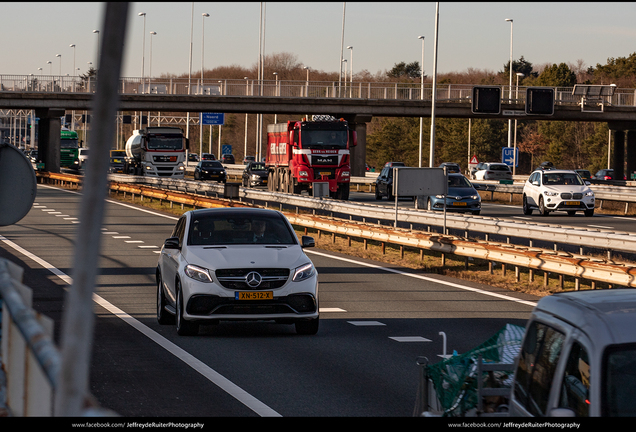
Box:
left=188, top=212, right=297, bottom=246
left=542, top=172, right=584, bottom=186
left=448, top=176, right=472, bottom=188
left=603, top=344, right=636, bottom=416
left=489, top=164, right=510, bottom=171
left=250, top=163, right=266, bottom=170
left=201, top=161, right=223, bottom=168
left=60, top=138, right=78, bottom=149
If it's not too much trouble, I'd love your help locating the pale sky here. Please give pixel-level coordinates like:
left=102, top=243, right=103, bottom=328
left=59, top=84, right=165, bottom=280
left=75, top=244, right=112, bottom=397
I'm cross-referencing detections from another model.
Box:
left=2, top=2, right=635, bottom=79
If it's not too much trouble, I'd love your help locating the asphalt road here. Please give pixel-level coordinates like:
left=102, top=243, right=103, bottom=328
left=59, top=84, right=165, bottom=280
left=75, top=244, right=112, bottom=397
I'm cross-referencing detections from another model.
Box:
left=1, top=184, right=539, bottom=417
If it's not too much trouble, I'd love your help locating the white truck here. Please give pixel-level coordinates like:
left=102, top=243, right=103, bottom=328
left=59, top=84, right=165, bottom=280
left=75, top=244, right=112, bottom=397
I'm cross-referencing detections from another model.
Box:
left=417, top=289, right=636, bottom=417
left=124, top=127, right=188, bottom=177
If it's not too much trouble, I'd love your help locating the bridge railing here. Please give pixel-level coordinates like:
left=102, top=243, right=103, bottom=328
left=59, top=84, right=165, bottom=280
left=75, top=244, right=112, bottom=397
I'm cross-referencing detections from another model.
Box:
left=2, top=75, right=634, bottom=107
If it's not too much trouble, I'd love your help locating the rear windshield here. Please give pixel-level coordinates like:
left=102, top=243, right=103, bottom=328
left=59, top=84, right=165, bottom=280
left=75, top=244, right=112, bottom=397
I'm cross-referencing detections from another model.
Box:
left=489, top=164, right=510, bottom=171
left=603, top=343, right=636, bottom=416
left=201, top=161, right=223, bottom=168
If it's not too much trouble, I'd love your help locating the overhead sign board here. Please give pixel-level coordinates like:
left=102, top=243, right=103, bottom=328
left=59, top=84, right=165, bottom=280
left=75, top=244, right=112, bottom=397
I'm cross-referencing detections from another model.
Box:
left=200, top=113, right=225, bottom=125
left=393, top=167, right=446, bottom=197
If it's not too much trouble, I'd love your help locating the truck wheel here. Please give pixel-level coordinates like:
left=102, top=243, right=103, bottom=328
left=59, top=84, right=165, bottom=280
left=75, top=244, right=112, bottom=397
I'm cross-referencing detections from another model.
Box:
left=336, top=183, right=350, bottom=200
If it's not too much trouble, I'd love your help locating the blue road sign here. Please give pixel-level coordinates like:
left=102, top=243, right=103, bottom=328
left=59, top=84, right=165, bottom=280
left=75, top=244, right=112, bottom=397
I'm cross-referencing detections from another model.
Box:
left=222, top=145, right=232, bottom=155
left=200, top=112, right=225, bottom=125
left=502, top=147, right=519, bottom=167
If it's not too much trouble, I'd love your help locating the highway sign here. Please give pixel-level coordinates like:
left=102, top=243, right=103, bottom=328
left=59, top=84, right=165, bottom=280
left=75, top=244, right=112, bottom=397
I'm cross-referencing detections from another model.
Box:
left=222, top=145, right=232, bottom=155
left=200, top=112, right=225, bottom=125
left=502, top=147, right=519, bottom=167
left=470, top=155, right=479, bottom=164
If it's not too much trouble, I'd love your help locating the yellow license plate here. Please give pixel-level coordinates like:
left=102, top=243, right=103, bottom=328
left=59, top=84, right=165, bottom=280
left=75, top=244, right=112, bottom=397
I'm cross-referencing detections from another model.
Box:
left=565, top=201, right=579, bottom=206
left=263, top=180, right=268, bottom=184
left=235, top=291, right=273, bottom=300
left=319, top=172, right=331, bottom=176
left=452, top=202, right=467, bottom=206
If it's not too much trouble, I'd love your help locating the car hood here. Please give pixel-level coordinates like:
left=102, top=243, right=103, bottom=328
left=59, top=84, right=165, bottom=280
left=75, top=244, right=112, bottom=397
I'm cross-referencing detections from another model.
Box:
left=183, top=244, right=309, bottom=270
left=543, top=185, right=592, bottom=194
left=446, top=186, right=479, bottom=198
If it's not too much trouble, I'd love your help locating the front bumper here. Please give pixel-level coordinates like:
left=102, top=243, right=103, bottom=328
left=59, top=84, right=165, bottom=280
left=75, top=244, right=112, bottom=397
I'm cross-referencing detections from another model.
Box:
left=429, top=198, right=481, bottom=212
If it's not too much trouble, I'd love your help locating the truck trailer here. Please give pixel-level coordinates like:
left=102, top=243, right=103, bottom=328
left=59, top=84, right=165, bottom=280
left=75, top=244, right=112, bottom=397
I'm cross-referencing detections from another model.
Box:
left=266, top=115, right=356, bottom=200
left=124, top=127, right=188, bottom=177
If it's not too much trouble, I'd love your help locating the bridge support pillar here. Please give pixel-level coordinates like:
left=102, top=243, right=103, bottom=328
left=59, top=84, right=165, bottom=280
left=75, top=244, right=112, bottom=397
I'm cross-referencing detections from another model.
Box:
left=613, top=130, right=625, bottom=181
left=627, top=130, right=636, bottom=180
left=35, top=108, right=65, bottom=173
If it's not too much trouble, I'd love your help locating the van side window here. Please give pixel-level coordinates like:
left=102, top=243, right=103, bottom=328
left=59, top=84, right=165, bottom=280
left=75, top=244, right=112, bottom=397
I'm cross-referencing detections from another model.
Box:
left=558, top=342, right=590, bottom=416
left=513, top=322, right=565, bottom=416
left=172, top=216, right=186, bottom=244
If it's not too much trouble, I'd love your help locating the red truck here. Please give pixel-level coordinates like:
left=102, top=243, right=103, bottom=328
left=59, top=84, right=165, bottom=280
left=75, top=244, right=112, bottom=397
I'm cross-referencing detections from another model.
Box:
left=266, top=116, right=356, bottom=200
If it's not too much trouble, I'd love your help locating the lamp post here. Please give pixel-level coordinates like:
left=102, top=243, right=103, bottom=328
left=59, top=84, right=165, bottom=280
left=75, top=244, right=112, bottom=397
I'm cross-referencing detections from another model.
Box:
left=347, top=46, right=353, bottom=97
left=303, top=66, right=310, bottom=97
left=342, top=59, right=347, bottom=97
left=273, top=72, right=278, bottom=123
left=418, top=35, right=425, bottom=167
left=69, top=44, right=76, bottom=77
left=92, top=30, right=99, bottom=69
left=186, top=3, right=193, bottom=141
left=56, top=54, right=62, bottom=76
left=47, top=61, right=52, bottom=75
left=149, top=32, right=156, bottom=80
left=139, top=12, right=146, bottom=94
left=202, top=13, right=209, bottom=91
left=505, top=18, right=513, bottom=148
left=513, top=72, right=524, bottom=175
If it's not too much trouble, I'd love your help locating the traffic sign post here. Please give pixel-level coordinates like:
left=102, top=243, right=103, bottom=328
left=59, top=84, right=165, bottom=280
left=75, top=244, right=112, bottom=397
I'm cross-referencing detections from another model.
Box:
left=501, top=147, right=519, bottom=167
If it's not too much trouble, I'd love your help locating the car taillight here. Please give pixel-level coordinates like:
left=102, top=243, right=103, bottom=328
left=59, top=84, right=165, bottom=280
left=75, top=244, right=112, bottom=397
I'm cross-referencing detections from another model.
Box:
left=604, top=175, right=611, bottom=180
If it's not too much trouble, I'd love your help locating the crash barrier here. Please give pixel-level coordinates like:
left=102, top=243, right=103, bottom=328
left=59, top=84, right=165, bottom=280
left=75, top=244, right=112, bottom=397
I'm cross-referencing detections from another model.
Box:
left=0, top=258, right=115, bottom=417
left=414, top=324, right=525, bottom=417
left=41, top=171, right=636, bottom=257
left=34, top=172, right=636, bottom=289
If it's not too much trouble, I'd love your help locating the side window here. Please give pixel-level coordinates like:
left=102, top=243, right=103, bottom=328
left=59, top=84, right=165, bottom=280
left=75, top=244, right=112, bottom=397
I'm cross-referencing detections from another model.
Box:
left=171, top=216, right=186, bottom=245
left=558, top=342, right=590, bottom=416
left=514, top=321, right=565, bottom=416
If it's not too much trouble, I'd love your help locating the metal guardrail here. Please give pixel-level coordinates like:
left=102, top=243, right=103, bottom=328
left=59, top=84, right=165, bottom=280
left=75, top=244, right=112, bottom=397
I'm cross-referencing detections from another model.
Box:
left=0, top=258, right=115, bottom=416
left=2, top=74, right=636, bottom=107
left=39, top=171, right=636, bottom=255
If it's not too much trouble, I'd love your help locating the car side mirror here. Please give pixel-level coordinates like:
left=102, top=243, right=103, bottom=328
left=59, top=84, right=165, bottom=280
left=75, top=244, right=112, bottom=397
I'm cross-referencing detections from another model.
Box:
left=301, top=236, right=315, bottom=248
left=585, top=181, right=591, bottom=185
left=163, top=237, right=181, bottom=249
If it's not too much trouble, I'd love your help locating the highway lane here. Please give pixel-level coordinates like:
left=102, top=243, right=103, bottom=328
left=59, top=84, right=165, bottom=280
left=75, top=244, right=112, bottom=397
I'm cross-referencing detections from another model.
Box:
left=0, top=184, right=538, bottom=417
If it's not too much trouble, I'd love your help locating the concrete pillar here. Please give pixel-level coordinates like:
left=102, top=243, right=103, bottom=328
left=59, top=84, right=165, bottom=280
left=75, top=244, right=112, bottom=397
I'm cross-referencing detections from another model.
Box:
left=35, top=108, right=65, bottom=173
left=613, top=129, right=625, bottom=180
left=627, top=130, right=636, bottom=180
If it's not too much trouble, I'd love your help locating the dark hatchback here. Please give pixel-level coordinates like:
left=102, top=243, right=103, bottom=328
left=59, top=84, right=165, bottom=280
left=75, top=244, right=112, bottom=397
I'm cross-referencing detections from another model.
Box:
left=374, top=162, right=406, bottom=200
left=242, top=161, right=269, bottom=187
left=426, top=173, right=481, bottom=215
left=194, top=160, right=226, bottom=183
left=222, top=154, right=236, bottom=164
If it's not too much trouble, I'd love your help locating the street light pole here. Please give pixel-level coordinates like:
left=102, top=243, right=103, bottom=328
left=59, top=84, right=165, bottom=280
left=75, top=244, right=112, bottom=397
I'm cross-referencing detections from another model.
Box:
left=513, top=72, right=524, bottom=175
left=92, top=30, right=100, bottom=69
left=505, top=18, right=513, bottom=148
left=186, top=3, right=193, bottom=141
left=139, top=12, right=146, bottom=94
left=418, top=35, right=425, bottom=167
left=347, top=46, right=353, bottom=97
left=201, top=12, right=209, bottom=154
left=56, top=54, right=62, bottom=77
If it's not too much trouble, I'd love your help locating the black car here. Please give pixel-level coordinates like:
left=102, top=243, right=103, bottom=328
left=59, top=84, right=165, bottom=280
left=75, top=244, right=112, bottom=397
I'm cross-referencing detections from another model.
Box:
left=242, top=161, right=269, bottom=187
left=594, top=169, right=622, bottom=180
left=375, top=162, right=406, bottom=200
left=201, top=153, right=216, bottom=161
left=535, top=161, right=555, bottom=171
left=109, top=157, right=126, bottom=174
left=222, top=154, right=236, bottom=164
left=439, top=162, right=461, bottom=173
left=574, top=169, right=592, bottom=181
left=188, top=153, right=199, bottom=162
left=194, top=160, right=226, bottom=183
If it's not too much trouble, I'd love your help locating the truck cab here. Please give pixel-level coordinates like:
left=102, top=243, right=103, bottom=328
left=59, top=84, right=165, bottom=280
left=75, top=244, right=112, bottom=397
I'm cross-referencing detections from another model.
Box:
left=510, top=289, right=636, bottom=417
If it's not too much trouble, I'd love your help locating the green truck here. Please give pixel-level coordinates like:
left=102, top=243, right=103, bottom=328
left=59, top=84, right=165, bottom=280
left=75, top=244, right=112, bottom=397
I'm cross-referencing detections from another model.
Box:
left=60, top=128, right=80, bottom=170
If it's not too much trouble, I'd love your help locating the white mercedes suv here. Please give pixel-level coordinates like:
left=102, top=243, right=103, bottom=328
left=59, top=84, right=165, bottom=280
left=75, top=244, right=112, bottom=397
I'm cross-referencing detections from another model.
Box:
left=156, top=207, right=319, bottom=335
left=522, top=169, right=595, bottom=216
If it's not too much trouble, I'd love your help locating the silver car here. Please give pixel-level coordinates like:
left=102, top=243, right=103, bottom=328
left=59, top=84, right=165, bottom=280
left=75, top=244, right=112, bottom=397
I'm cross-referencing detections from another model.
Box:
left=156, top=207, right=319, bottom=335
left=472, top=162, right=512, bottom=181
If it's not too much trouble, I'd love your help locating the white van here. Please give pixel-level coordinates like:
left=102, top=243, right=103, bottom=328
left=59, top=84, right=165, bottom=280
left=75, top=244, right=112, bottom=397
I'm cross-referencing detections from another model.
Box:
left=78, top=148, right=89, bottom=168
left=509, top=289, right=636, bottom=417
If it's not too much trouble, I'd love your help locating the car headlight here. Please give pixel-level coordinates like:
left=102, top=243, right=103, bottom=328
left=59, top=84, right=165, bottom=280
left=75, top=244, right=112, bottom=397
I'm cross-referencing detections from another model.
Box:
left=341, top=171, right=350, bottom=177
left=251, top=174, right=260, bottom=180
left=184, top=264, right=213, bottom=283
left=471, top=195, right=480, bottom=200
left=292, top=262, right=315, bottom=282
left=543, top=191, right=559, bottom=196
left=299, top=170, right=308, bottom=177
left=435, top=195, right=445, bottom=199
left=585, top=191, right=594, bottom=196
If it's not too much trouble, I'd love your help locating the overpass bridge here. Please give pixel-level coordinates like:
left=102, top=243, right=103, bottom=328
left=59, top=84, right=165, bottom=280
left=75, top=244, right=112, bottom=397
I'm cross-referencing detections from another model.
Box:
left=2, top=75, right=636, bottom=176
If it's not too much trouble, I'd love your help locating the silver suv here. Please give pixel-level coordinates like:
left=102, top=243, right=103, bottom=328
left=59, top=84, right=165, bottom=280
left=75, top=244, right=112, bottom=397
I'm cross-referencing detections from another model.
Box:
left=522, top=169, right=595, bottom=216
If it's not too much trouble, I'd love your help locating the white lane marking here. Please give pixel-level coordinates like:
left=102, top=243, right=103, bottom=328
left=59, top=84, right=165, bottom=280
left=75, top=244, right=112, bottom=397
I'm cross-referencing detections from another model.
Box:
left=389, top=336, right=432, bottom=342
left=138, top=245, right=158, bottom=249
left=102, top=232, right=119, bottom=234
left=587, top=225, right=613, bottom=229
left=125, top=240, right=144, bottom=244
left=0, top=234, right=281, bottom=418
left=112, top=236, right=131, bottom=239
left=348, top=321, right=386, bottom=326
left=55, top=215, right=70, bottom=217
left=64, top=218, right=77, bottom=220
left=320, top=307, right=347, bottom=312
left=306, top=250, right=538, bottom=308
